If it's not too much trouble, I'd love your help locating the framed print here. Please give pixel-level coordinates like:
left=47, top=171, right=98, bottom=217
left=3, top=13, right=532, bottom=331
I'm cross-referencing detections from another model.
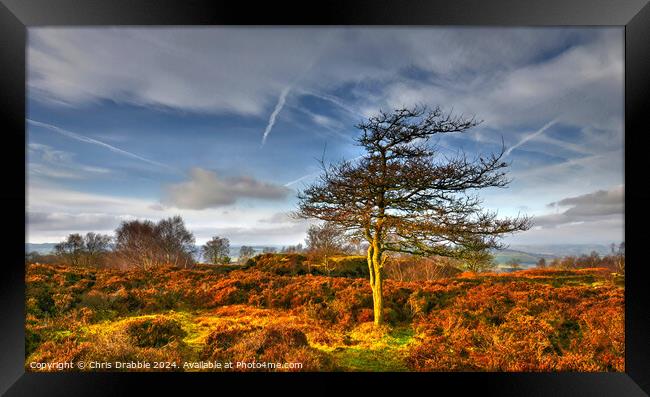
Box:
left=1, top=0, right=648, bottom=395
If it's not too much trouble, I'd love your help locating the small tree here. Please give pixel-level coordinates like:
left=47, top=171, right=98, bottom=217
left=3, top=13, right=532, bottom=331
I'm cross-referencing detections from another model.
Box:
left=507, top=258, right=522, bottom=271
left=536, top=258, right=547, bottom=269
left=262, top=247, right=277, bottom=254
left=82, top=232, right=112, bottom=267
left=114, top=217, right=195, bottom=269
left=461, top=249, right=496, bottom=273
left=281, top=244, right=304, bottom=253
left=54, top=233, right=85, bottom=266
left=114, top=220, right=160, bottom=270
left=55, top=232, right=112, bottom=267
left=25, top=251, right=41, bottom=265
left=612, top=241, right=625, bottom=274
left=297, top=105, right=531, bottom=325
left=203, top=236, right=231, bottom=265
left=305, top=222, right=350, bottom=275
left=156, top=216, right=196, bottom=268
left=239, top=245, right=255, bottom=262
left=559, top=256, right=577, bottom=269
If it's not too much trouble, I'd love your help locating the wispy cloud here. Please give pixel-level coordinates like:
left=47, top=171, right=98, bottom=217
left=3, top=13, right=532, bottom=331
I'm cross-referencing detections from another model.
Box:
left=25, top=28, right=624, bottom=246
left=27, top=119, right=177, bottom=172
left=260, top=86, right=292, bottom=147
left=505, top=119, right=559, bottom=157
left=297, top=88, right=364, bottom=120
left=28, top=142, right=112, bottom=179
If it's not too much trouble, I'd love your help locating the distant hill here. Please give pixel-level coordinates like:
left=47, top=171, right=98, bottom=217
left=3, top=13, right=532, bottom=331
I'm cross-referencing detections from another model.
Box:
left=508, top=244, right=613, bottom=257
left=491, top=249, right=551, bottom=265
left=25, top=243, right=57, bottom=254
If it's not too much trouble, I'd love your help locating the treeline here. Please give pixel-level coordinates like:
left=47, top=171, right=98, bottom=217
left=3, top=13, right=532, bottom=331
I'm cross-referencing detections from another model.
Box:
left=28, top=216, right=213, bottom=270
left=535, top=243, right=625, bottom=274
left=25, top=217, right=363, bottom=271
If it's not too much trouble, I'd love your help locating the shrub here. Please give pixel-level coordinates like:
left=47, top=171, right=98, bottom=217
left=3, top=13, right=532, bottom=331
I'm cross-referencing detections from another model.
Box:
left=248, top=253, right=309, bottom=275
left=25, top=327, right=42, bottom=358
left=202, top=324, right=333, bottom=371
left=202, top=323, right=257, bottom=357
left=327, top=256, right=369, bottom=277
left=125, top=317, right=187, bottom=348
left=79, top=329, right=186, bottom=371
left=27, top=338, right=90, bottom=371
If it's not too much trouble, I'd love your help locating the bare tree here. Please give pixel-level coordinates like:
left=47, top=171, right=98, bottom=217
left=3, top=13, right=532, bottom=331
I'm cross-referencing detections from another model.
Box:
left=611, top=241, right=625, bottom=274
left=82, top=232, right=112, bottom=267
left=507, top=258, right=522, bottom=271
left=54, top=233, right=85, bottom=266
left=280, top=243, right=304, bottom=253
left=114, top=217, right=195, bottom=269
left=55, top=232, right=112, bottom=267
left=239, top=245, right=255, bottom=263
left=536, top=258, right=547, bottom=269
left=203, top=236, right=231, bottom=265
left=297, top=105, right=531, bottom=325
left=156, top=216, right=196, bottom=268
left=115, top=220, right=160, bottom=270
left=305, top=222, right=350, bottom=274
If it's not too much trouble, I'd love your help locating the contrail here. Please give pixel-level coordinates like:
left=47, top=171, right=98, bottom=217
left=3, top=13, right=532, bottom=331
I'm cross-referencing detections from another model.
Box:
left=260, top=86, right=292, bottom=147
left=259, top=33, right=335, bottom=148
left=284, top=171, right=320, bottom=187
left=27, top=119, right=177, bottom=172
left=284, top=154, right=365, bottom=188
left=505, top=118, right=559, bottom=157
left=296, top=88, right=363, bottom=119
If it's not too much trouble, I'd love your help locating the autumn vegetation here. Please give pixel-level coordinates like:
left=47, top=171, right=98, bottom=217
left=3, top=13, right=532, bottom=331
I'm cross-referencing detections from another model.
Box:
left=26, top=252, right=624, bottom=372
left=25, top=106, right=624, bottom=372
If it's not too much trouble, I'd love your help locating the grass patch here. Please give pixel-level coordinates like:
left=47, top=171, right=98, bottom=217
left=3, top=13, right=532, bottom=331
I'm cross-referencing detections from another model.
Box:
left=319, top=324, right=415, bottom=371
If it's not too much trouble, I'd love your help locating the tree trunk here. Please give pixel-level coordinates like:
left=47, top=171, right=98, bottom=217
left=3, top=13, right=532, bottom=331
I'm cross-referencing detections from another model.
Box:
left=372, top=269, right=383, bottom=326
left=368, top=242, right=384, bottom=326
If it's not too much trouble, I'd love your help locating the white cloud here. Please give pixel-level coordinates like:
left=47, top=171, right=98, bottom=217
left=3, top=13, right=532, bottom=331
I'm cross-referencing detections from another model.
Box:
left=163, top=167, right=291, bottom=210
left=27, top=184, right=303, bottom=244
left=29, top=27, right=620, bottom=129
left=27, top=211, right=132, bottom=232
left=28, top=28, right=330, bottom=115
left=505, top=216, right=623, bottom=246
left=546, top=185, right=623, bottom=218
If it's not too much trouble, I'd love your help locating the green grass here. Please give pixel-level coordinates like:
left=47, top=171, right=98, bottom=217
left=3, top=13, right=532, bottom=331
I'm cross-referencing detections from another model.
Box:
left=323, top=326, right=415, bottom=371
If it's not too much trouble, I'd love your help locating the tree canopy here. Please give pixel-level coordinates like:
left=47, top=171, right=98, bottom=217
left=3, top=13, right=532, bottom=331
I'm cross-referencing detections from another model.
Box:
left=297, top=105, right=531, bottom=325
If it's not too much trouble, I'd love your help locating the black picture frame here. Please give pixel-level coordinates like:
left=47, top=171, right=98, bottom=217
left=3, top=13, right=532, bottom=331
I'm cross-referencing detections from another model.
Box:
left=1, top=1, right=648, bottom=395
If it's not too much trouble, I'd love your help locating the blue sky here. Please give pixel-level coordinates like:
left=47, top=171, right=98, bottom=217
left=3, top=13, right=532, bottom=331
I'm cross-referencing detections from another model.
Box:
left=26, top=27, right=624, bottom=246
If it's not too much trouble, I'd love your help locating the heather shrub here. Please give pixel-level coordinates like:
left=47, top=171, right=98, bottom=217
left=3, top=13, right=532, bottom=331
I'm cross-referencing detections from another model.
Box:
left=27, top=338, right=90, bottom=371
left=248, top=253, right=310, bottom=275
left=125, top=317, right=187, bottom=348
left=25, top=327, right=42, bottom=358
left=202, top=323, right=258, bottom=357
left=326, top=256, right=368, bottom=277
left=79, top=329, right=186, bottom=371
left=202, top=324, right=333, bottom=371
